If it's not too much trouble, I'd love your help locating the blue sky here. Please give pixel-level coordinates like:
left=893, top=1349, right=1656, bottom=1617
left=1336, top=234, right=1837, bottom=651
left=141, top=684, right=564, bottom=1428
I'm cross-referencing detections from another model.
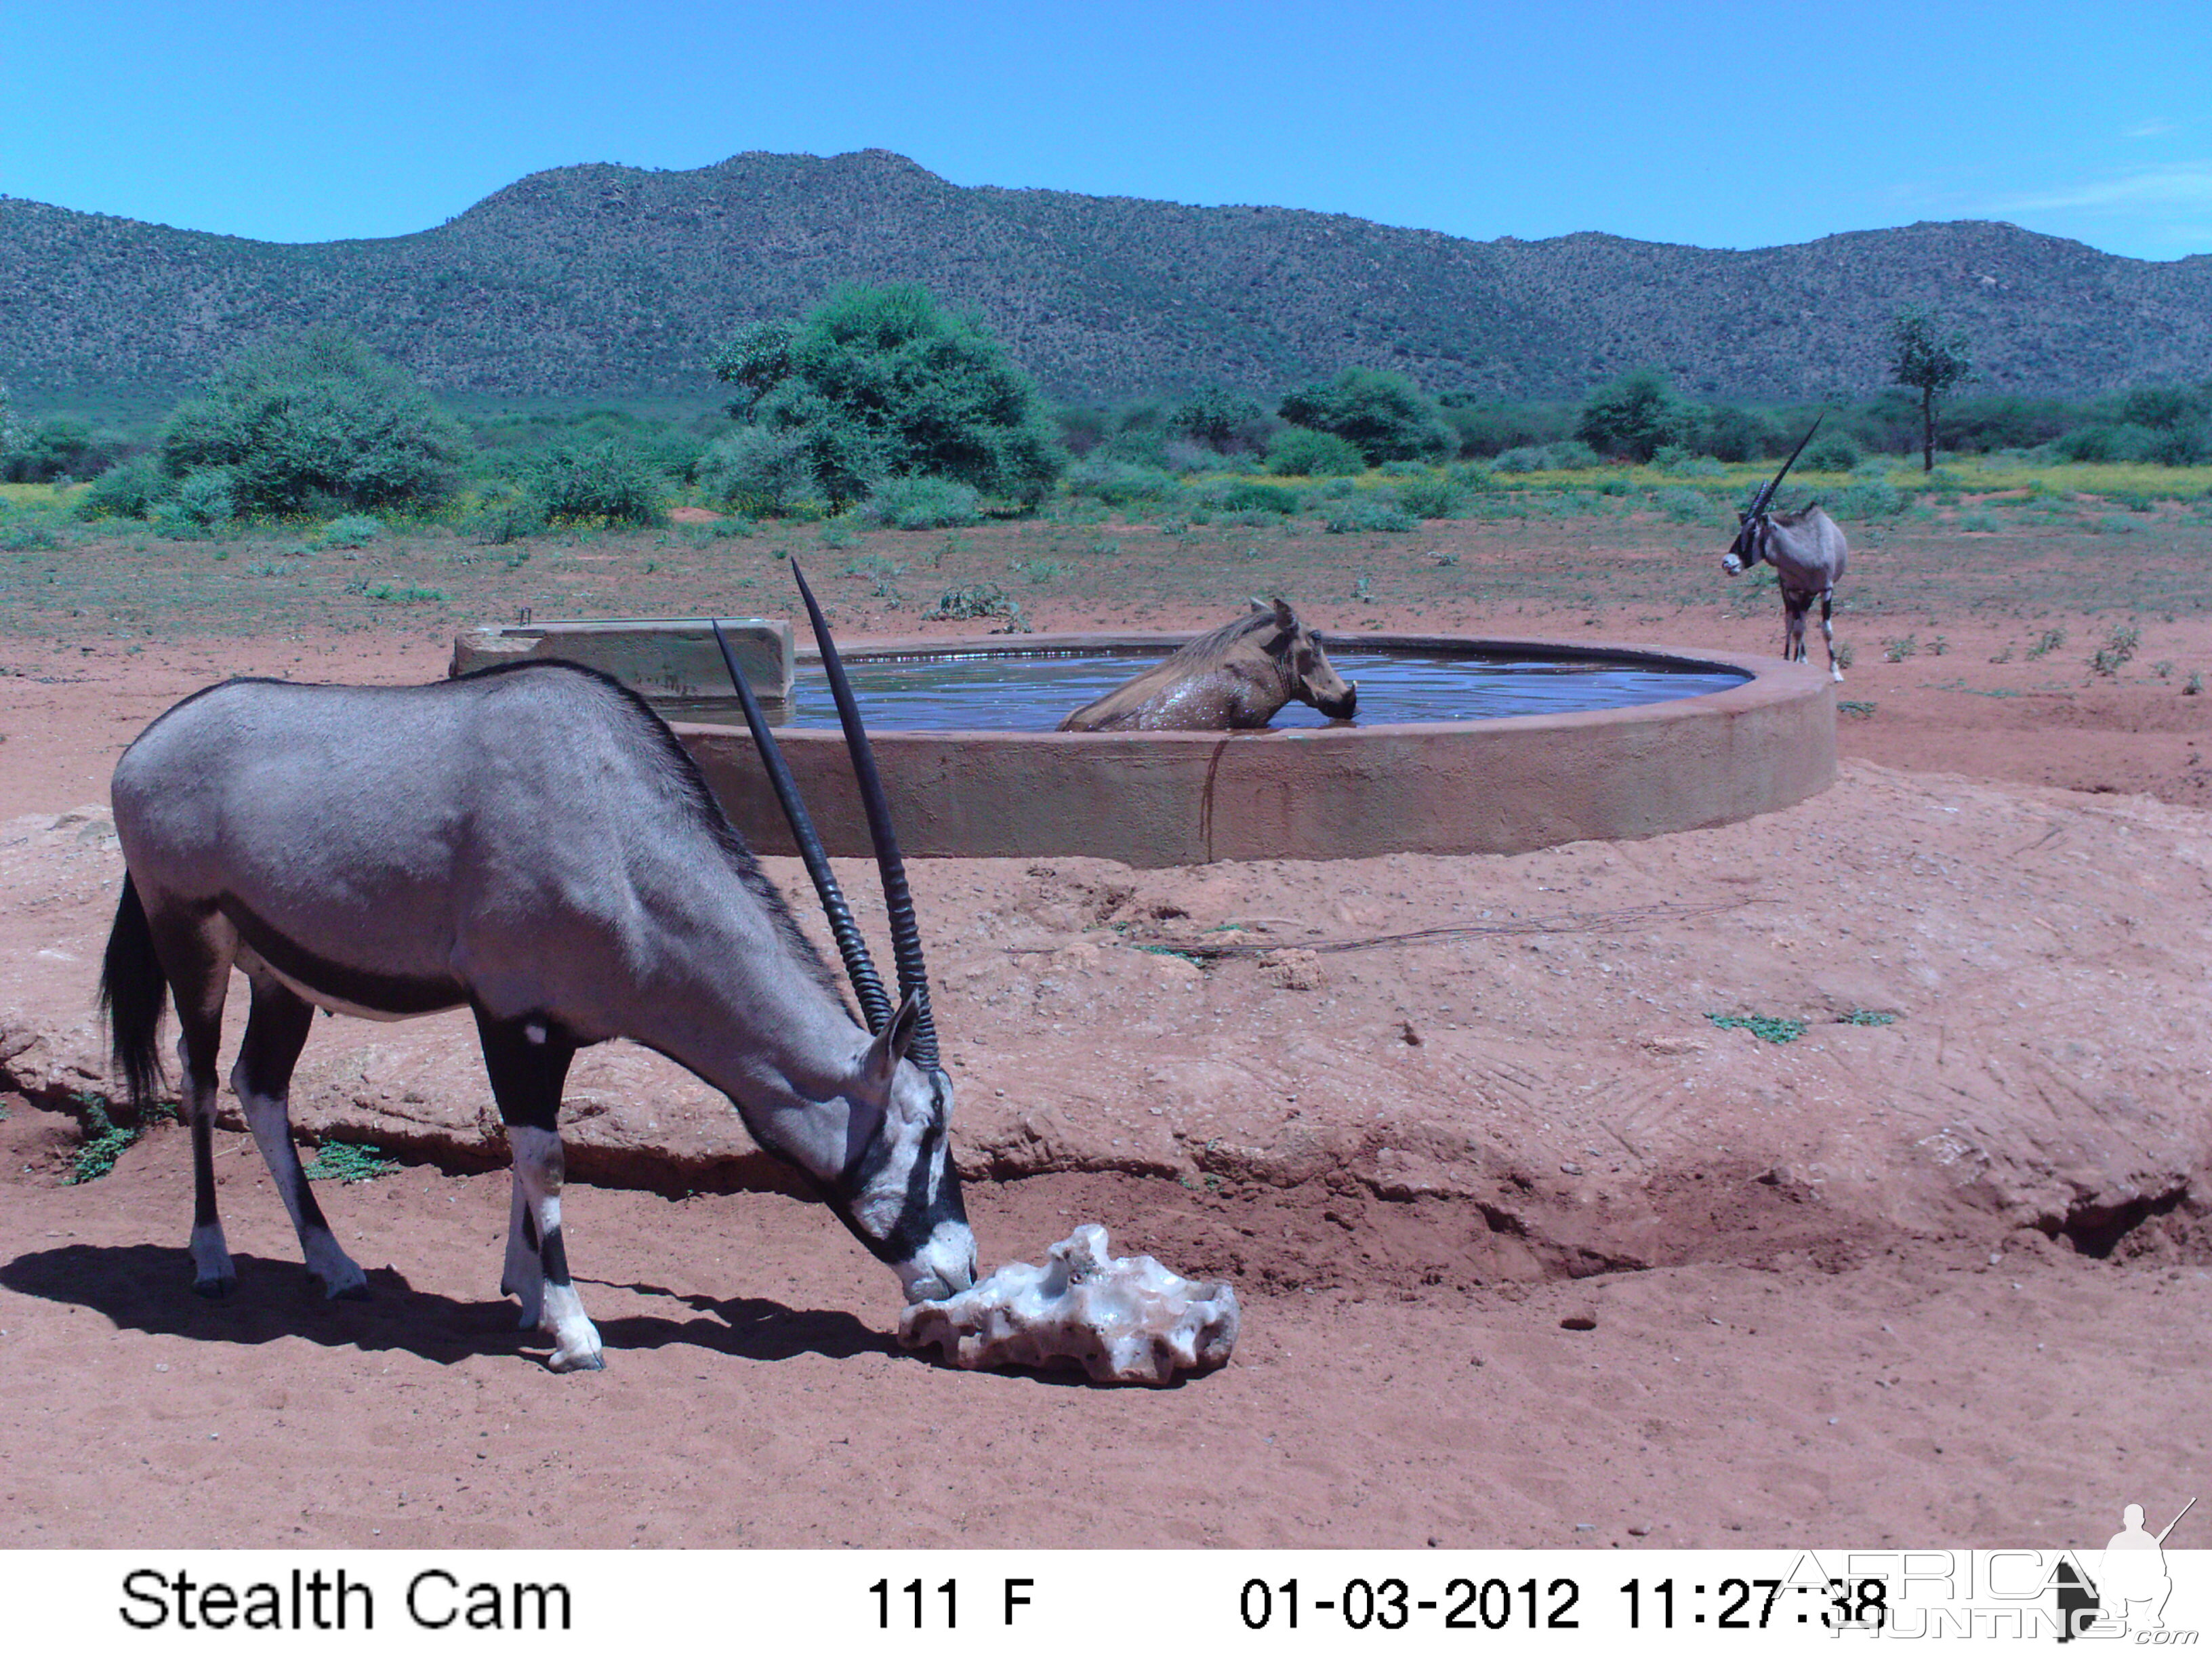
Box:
left=4, top=1, right=2206, bottom=259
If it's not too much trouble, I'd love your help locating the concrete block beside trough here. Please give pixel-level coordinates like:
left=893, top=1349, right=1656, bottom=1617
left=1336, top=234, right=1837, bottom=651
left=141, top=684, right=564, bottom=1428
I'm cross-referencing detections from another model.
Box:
left=450, top=617, right=795, bottom=708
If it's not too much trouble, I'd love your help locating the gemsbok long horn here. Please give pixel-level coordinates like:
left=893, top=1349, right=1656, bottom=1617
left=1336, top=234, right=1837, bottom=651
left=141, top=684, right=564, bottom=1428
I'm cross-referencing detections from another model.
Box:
left=710, top=618, right=894, bottom=1035
left=790, top=560, right=941, bottom=1073
left=1748, top=412, right=1827, bottom=518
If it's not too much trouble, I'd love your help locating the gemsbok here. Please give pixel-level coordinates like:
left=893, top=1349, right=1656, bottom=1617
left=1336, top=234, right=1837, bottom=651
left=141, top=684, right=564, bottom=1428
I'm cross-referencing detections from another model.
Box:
left=1722, top=416, right=1850, bottom=682
left=1059, top=597, right=1357, bottom=731
left=99, top=565, right=975, bottom=1371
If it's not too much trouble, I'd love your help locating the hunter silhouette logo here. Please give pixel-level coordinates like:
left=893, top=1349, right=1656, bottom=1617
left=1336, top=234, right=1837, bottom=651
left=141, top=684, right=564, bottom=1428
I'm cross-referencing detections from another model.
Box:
left=2060, top=1497, right=2196, bottom=1640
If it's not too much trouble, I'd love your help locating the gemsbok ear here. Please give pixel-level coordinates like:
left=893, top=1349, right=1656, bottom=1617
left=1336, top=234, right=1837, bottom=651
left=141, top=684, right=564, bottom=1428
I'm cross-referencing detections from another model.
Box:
left=861, top=991, right=925, bottom=1097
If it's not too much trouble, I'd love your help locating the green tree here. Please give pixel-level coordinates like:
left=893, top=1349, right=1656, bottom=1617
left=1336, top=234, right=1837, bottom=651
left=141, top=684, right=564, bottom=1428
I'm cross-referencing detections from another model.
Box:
left=1277, top=368, right=1452, bottom=464
left=710, top=283, right=1065, bottom=509
left=1168, top=386, right=1267, bottom=452
left=159, top=329, right=466, bottom=514
left=1, top=417, right=125, bottom=484
left=1887, top=306, right=1974, bottom=473
left=1575, top=367, right=1698, bottom=462
left=2119, top=385, right=2203, bottom=431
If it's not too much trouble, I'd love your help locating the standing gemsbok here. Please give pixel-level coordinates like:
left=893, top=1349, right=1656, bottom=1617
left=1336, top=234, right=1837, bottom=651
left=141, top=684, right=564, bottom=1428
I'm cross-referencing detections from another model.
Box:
left=1722, top=415, right=1850, bottom=682
left=99, top=564, right=974, bottom=1371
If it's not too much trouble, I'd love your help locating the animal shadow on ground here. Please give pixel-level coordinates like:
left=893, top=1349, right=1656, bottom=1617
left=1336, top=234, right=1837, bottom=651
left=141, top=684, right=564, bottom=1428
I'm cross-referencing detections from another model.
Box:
left=579, top=1277, right=898, bottom=1364
left=1, top=1247, right=891, bottom=1369
left=586, top=1277, right=1187, bottom=1389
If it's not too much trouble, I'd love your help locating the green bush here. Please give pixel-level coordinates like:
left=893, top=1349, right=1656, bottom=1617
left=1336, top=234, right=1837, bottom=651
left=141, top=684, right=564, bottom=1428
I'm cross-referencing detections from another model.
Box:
left=930, top=583, right=1029, bottom=630
left=2119, top=386, right=2203, bottom=430
left=159, top=329, right=466, bottom=516
left=1439, top=400, right=1571, bottom=457
left=1218, top=479, right=1301, bottom=515
left=2, top=417, right=126, bottom=484
left=79, top=455, right=167, bottom=520
left=1168, top=386, right=1267, bottom=452
left=1323, top=493, right=1416, bottom=533
left=1576, top=367, right=1699, bottom=462
left=1700, top=405, right=1782, bottom=463
left=1652, top=447, right=1724, bottom=477
left=153, top=468, right=237, bottom=535
left=1830, top=477, right=1904, bottom=518
left=1066, top=457, right=1182, bottom=506
left=1393, top=474, right=1464, bottom=518
left=314, top=514, right=383, bottom=549
left=699, top=426, right=823, bottom=517
left=2142, top=425, right=2207, bottom=466
left=527, top=441, right=666, bottom=526
left=1653, top=486, right=1725, bottom=527
left=461, top=495, right=548, bottom=545
left=1803, top=432, right=1862, bottom=470
left=1263, top=427, right=1366, bottom=477
left=1278, top=369, right=1453, bottom=464
left=1494, top=440, right=1598, bottom=472
left=712, top=283, right=1065, bottom=509
left=858, top=474, right=981, bottom=529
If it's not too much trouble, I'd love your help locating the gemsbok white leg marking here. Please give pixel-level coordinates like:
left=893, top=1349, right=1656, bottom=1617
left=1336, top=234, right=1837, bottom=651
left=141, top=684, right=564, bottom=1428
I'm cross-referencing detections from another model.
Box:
left=507, top=1126, right=600, bottom=1372
left=237, top=1086, right=369, bottom=1300
left=228, top=977, right=369, bottom=1300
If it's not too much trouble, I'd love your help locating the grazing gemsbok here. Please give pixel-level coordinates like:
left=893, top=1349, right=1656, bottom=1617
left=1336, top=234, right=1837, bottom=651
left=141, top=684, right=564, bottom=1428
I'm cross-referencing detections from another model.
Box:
left=1722, top=416, right=1850, bottom=682
left=1059, top=597, right=1357, bottom=731
left=98, top=565, right=975, bottom=1372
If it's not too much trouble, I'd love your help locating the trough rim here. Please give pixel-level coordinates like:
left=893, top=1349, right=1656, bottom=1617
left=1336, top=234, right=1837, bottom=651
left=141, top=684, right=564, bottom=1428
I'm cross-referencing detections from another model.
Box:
left=735, top=628, right=1803, bottom=743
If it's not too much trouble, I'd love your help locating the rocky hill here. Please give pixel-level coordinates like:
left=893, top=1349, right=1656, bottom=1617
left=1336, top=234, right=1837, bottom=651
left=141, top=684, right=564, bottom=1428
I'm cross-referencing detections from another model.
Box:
left=3, top=148, right=2208, bottom=407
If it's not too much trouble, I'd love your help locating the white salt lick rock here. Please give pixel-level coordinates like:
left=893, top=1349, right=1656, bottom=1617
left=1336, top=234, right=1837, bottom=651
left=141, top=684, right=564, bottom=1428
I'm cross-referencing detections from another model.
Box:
left=898, top=1223, right=1240, bottom=1385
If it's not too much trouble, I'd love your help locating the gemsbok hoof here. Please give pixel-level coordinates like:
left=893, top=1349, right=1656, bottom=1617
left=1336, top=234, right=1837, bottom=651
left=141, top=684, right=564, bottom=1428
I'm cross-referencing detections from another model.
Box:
left=192, top=1274, right=238, bottom=1300
left=547, top=1347, right=605, bottom=1374
left=323, top=1279, right=373, bottom=1303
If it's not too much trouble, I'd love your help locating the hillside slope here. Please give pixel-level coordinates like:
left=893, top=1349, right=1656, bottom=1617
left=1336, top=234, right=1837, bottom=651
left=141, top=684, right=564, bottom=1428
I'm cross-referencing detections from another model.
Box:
left=3, top=148, right=2207, bottom=405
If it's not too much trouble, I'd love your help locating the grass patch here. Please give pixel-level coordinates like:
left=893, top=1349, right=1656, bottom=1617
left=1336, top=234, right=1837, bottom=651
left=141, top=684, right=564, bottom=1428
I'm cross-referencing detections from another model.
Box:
left=63, top=1092, right=138, bottom=1185
left=1707, top=1013, right=1806, bottom=1044
left=1839, top=1010, right=1898, bottom=1027
left=1837, top=699, right=1877, bottom=718
left=2090, top=623, right=2141, bottom=676
left=303, top=1141, right=401, bottom=1183
left=929, top=583, right=1030, bottom=631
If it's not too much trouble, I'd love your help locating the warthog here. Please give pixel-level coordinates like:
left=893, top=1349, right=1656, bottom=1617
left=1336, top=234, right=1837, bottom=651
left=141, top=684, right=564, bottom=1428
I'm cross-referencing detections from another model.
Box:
left=1059, top=598, right=1357, bottom=731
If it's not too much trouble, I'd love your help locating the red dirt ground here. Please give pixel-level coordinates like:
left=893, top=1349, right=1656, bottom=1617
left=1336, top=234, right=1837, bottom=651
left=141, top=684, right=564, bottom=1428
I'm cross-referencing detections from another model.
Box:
left=2, top=567, right=2209, bottom=1551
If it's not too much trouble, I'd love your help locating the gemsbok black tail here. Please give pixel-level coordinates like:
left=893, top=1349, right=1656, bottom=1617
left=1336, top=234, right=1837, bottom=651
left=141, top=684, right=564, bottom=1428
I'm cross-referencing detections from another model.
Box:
left=99, top=872, right=169, bottom=1107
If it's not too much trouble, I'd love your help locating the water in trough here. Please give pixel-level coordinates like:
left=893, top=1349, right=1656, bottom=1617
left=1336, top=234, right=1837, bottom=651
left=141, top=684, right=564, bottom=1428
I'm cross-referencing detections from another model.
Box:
left=665, top=647, right=1749, bottom=730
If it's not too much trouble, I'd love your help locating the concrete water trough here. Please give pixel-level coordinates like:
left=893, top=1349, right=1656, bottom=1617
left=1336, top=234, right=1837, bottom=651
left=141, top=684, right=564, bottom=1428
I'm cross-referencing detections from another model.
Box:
left=450, top=623, right=1835, bottom=867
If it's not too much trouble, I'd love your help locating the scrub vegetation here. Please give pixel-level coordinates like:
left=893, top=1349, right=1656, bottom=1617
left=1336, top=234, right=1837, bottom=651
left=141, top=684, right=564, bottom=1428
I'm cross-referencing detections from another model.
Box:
left=4, top=277, right=2207, bottom=666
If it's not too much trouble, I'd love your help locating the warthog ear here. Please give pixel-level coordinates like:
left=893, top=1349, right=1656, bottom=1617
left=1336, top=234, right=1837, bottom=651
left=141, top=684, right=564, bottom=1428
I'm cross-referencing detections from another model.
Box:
left=1271, top=597, right=1296, bottom=629
left=1248, top=596, right=1269, bottom=613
